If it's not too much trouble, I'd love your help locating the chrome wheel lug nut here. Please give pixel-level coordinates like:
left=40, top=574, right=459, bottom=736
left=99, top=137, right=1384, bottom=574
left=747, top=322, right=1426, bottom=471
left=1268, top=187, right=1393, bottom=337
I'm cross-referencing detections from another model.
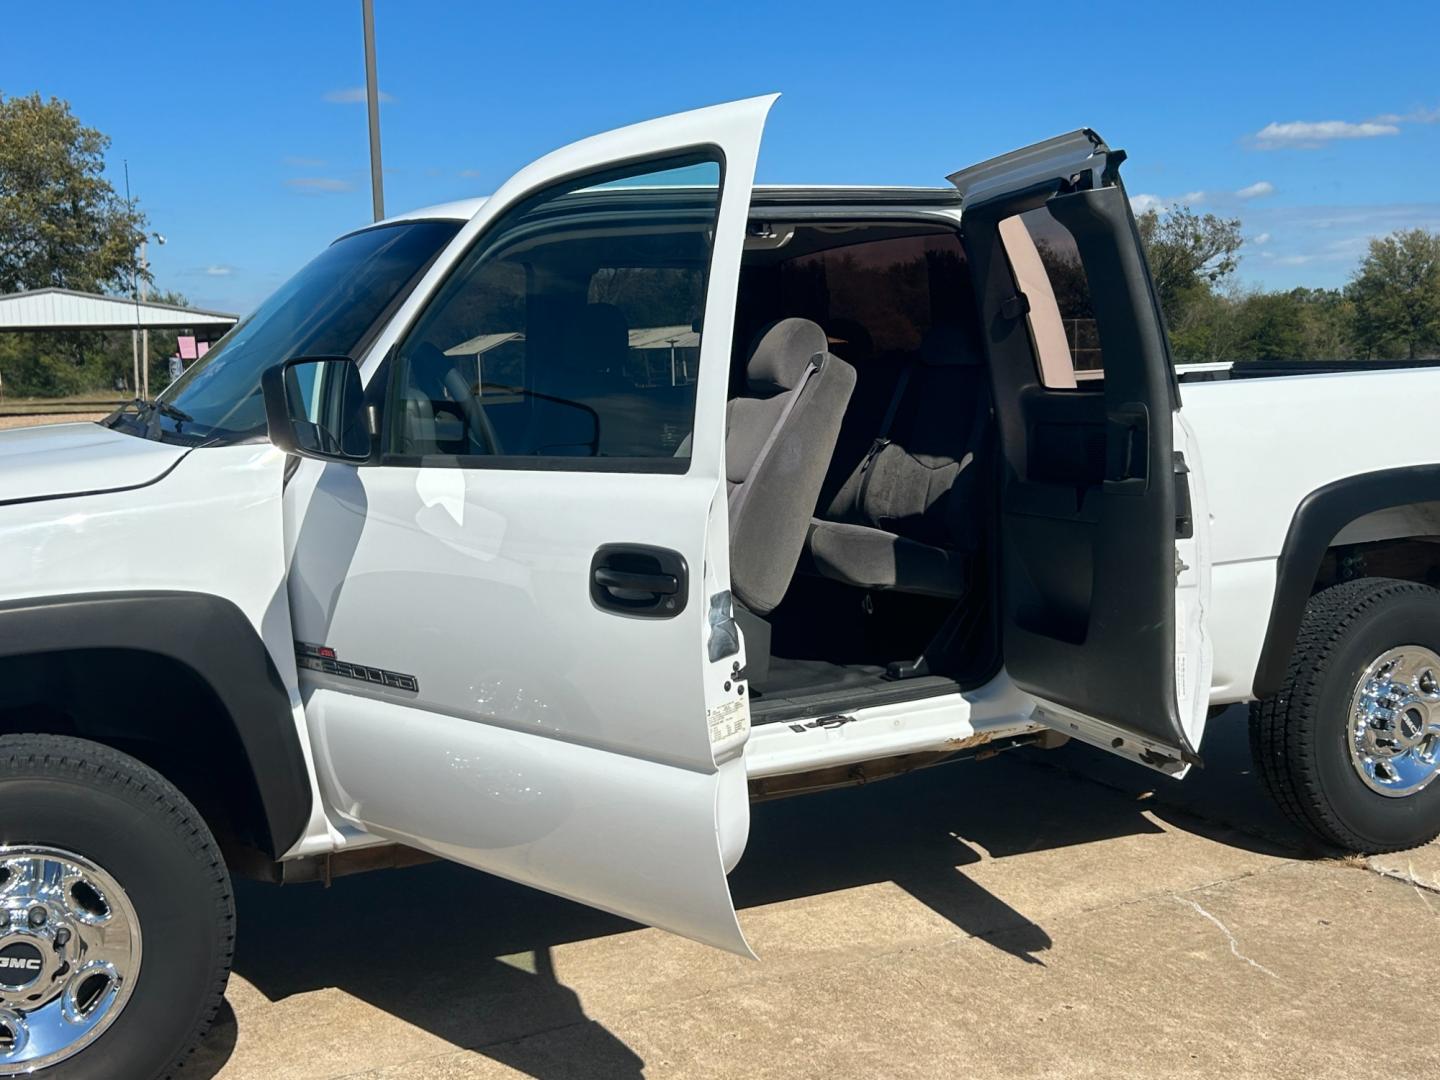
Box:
left=54, top=926, right=71, bottom=947
left=28, top=906, right=46, bottom=928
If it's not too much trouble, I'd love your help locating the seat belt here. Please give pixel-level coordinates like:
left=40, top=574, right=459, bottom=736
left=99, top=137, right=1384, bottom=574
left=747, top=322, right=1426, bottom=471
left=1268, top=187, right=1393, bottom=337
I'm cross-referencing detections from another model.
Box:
left=854, top=362, right=915, bottom=513
left=960, top=373, right=992, bottom=466
left=940, top=373, right=994, bottom=546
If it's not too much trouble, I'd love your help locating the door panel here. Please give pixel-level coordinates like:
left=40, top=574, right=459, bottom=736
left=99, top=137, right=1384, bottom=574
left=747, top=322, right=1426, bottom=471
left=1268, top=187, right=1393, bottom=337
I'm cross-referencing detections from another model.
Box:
left=287, top=97, right=775, bottom=955
left=954, top=132, right=1212, bottom=773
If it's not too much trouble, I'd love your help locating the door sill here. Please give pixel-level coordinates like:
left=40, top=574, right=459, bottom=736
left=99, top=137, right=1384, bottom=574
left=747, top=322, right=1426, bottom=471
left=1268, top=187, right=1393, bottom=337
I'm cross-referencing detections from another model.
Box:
left=751, top=671, right=960, bottom=724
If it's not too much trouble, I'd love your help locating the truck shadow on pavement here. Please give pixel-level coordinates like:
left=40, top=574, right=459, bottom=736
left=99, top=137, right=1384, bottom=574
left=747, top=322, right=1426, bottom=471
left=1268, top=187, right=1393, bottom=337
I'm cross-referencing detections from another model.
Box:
left=189, top=708, right=1307, bottom=1079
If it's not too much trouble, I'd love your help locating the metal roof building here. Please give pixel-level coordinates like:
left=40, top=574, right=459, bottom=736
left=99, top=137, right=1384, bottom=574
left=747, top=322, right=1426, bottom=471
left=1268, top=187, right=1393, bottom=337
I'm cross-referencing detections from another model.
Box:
left=0, top=288, right=238, bottom=332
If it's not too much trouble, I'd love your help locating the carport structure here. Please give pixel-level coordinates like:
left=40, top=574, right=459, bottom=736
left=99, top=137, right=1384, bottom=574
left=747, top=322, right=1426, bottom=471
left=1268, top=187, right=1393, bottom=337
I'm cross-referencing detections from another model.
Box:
left=0, top=287, right=238, bottom=399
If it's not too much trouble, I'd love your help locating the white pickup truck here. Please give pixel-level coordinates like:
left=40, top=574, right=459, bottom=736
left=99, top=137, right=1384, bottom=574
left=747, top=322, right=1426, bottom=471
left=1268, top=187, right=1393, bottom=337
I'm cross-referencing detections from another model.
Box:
left=3, top=97, right=1439, bottom=1078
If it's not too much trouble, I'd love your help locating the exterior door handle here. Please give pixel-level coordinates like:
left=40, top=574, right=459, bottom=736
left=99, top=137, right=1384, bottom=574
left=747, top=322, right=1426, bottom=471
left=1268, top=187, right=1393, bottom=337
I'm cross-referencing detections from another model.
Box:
left=593, top=567, right=679, bottom=595
left=590, top=544, right=689, bottom=618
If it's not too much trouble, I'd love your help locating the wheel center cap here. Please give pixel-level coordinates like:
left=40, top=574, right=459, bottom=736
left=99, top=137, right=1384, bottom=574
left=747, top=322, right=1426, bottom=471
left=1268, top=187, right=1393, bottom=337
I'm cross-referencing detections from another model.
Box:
left=1399, top=709, right=1426, bottom=746
left=0, top=940, right=45, bottom=991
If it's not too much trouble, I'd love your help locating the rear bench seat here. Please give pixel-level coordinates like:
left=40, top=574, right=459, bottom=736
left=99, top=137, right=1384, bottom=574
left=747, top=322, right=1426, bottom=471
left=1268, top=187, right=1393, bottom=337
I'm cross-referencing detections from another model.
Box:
left=804, top=323, right=990, bottom=598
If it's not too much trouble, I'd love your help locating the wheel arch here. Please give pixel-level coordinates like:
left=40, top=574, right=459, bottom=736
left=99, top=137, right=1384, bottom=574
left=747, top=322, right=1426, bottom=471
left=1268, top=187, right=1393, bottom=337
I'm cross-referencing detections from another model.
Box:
left=0, top=591, right=312, bottom=860
left=1254, top=465, right=1440, bottom=698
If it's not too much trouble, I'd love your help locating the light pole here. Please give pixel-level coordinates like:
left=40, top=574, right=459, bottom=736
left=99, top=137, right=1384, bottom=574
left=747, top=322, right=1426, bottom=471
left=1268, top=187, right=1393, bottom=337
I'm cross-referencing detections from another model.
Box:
left=362, top=0, right=385, bottom=221
left=137, top=232, right=166, bottom=400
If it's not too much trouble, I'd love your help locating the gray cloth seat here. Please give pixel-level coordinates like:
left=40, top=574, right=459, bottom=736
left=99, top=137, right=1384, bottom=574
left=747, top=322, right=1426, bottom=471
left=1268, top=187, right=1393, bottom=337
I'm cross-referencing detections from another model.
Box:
left=804, top=322, right=989, bottom=599
left=807, top=519, right=971, bottom=597
left=727, top=318, right=856, bottom=615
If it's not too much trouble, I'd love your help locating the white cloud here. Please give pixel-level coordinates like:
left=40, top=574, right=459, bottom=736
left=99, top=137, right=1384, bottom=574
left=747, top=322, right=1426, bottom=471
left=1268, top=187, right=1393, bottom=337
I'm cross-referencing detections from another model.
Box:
left=1236, top=201, right=1440, bottom=289
left=285, top=177, right=354, bottom=193
left=1235, top=181, right=1275, bottom=200
left=1253, top=119, right=1400, bottom=149
left=459, top=168, right=484, bottom=178
left=203, top=265, right=234, bottom=277
left=323, top=87, right=394, bottom=104
left=1131, top=191, right=1209, bottom=214
left=1372, top=105, right=1440, bottom=125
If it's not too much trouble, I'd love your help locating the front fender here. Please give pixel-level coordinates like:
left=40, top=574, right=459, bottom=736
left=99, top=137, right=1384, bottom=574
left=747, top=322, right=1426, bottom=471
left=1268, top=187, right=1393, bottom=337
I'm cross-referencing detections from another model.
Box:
left=0, top=591, right=313, bottom=857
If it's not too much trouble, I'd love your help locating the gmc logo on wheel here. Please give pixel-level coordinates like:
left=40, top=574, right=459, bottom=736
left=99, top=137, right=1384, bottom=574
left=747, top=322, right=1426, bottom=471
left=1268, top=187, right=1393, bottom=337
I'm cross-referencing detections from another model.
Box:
left=0, top=956, right=40, bottom=971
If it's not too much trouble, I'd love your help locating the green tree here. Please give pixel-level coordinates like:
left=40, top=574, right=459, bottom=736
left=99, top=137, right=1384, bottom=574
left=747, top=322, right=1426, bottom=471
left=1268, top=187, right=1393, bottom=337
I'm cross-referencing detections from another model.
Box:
left=1234, top=290, right=1307, bottom=360
left=1136, top=205, right=1243, bottom=329
left=1291, top=287, right=1355, bottom=360
left=1347, top=229, right=1440, bottom=360
left=0, top=91, right=146, bottom=294
left=1165, top=284, right=1245, bottom=363
left=0, top=92, right=182, bottom=398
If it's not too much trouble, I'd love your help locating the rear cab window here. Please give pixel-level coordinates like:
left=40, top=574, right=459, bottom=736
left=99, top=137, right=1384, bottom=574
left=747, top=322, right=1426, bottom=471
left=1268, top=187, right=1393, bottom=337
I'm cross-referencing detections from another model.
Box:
left=999, top=206, right=1106, bottom=389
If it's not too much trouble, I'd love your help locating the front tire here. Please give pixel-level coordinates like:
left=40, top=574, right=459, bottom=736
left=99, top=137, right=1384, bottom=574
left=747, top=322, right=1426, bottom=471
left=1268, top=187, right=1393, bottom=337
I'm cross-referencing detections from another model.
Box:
left=0, top=735, right=234, bottom=1078
left=1251, top=578, right=1440, bottom=853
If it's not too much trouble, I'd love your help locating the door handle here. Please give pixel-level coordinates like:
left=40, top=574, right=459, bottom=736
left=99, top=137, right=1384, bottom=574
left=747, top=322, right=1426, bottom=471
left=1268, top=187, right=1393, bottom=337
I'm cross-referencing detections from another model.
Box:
left=593, top=567, right=679, bottom=595
left=1103, top=401, right=1150, bottom=495
left=590, top=544, right=689, bottom=618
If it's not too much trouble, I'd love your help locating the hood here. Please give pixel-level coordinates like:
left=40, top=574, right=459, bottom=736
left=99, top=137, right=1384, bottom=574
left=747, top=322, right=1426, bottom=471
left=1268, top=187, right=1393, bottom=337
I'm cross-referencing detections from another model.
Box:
left=0, top=422, right=189, bottom=506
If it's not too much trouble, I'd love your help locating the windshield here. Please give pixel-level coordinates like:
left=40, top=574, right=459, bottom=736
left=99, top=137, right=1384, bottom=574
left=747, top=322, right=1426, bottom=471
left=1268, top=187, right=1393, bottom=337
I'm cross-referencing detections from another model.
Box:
left=117, top=220, right=461, bottom=444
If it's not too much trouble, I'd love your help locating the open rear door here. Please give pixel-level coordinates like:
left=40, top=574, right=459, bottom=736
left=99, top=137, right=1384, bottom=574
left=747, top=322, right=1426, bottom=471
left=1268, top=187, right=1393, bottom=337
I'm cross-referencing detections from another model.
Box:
left=950, top=131, right=1212, bottom=774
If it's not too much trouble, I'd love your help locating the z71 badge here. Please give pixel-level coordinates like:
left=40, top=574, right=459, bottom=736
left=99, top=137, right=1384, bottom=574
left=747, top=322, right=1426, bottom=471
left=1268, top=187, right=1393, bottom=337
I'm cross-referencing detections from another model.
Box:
left=295, top=642, right=419, bottom=693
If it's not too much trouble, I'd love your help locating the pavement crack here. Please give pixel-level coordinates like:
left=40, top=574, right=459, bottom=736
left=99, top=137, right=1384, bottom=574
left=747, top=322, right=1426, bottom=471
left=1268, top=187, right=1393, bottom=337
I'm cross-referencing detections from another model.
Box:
left=1176, top=897, right=1280, bottom=980
left=1359, top=858, right=1440, bottom=898
left=1413, top=883, right=1437, bottom=915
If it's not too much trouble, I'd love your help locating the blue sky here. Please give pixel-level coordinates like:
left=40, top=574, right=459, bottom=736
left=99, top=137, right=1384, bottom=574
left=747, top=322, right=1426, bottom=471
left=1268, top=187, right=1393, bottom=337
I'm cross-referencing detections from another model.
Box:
left=4, top=0, right=1438, bottom=315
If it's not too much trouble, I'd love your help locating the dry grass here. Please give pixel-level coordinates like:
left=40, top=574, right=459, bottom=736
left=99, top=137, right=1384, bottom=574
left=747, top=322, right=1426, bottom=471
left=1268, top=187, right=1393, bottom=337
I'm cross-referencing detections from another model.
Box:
left=0, top=412, right=108, bottom=430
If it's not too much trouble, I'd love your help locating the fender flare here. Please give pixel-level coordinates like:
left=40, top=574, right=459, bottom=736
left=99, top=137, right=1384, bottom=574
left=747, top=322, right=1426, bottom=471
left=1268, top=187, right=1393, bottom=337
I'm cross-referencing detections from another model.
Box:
left=0, top=590, right=312, bottom=857
left=1253, top=465, right=1440, bottom=698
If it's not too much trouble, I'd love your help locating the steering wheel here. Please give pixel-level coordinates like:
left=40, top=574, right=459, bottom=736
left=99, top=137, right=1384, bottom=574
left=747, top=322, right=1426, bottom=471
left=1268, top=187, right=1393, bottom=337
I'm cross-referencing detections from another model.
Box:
left=442, top=368, right=503, bottom=455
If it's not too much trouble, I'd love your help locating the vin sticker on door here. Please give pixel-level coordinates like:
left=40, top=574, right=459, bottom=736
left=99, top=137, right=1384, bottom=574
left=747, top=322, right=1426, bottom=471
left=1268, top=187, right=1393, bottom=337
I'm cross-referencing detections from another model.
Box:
left=707, top=695, right=750, bottom=744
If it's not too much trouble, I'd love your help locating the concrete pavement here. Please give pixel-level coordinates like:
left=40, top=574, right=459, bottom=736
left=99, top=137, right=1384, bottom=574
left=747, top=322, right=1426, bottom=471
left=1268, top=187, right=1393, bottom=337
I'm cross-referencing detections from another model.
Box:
left=180, top=709, right=1440, bottom=1079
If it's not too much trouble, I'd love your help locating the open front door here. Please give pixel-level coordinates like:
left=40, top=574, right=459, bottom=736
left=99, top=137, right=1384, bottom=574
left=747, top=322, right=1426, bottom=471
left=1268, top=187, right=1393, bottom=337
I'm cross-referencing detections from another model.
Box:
left=287, top=97, right=776, bottom=955
left=950, top=131, right=1212, bottom=774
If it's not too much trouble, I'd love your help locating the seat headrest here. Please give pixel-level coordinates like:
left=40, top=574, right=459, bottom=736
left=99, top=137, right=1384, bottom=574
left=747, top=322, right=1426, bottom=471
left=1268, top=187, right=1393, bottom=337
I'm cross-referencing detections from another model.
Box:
left=919, top=322, right=984, bottom=368
left=745, top=318, right=829, bottom=392
left=825, top=319, right=874, bottom=364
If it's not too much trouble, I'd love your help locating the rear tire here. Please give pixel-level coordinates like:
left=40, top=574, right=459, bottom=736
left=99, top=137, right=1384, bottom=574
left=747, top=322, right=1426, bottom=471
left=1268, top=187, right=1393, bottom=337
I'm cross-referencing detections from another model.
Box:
left=0, top=735, right=234, bottom=1078
left=1251, top=578, right=1440, bottom=853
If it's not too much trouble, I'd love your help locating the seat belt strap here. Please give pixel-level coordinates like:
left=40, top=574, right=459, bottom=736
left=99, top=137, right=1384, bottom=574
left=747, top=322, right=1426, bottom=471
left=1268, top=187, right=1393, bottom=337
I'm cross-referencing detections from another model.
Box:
left=856, top=362, right=915, bottom=516
left=962, top=376, right=991, bottom=463
left=876, top=363, right=913, bottom=442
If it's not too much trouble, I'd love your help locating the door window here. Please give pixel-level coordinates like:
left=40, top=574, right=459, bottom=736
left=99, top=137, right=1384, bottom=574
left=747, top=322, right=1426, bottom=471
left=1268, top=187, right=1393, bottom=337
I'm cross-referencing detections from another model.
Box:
left=384, top=156, right=721, bottom=468
left=999, top=206, right=1106, bottom=388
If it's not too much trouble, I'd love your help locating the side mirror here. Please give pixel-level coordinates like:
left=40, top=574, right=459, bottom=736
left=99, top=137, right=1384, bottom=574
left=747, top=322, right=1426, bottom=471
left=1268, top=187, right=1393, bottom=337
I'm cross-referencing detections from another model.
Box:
left=261, top=357, right=372, bottom=463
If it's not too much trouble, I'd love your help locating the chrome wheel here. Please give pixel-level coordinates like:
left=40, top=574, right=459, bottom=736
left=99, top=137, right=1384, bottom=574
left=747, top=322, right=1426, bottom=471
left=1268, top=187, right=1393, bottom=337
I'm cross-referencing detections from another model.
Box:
left=0, top=847, right=141, bottom=1074
left=1348, top=645, right=1440, bottom=798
